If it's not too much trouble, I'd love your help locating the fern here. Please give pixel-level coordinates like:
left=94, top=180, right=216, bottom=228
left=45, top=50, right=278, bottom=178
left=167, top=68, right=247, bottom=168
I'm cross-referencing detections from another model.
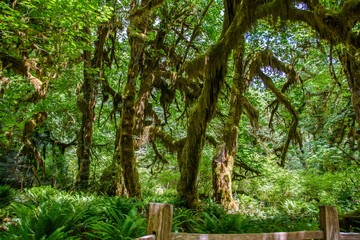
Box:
left=197, top=211, right=254, bottom=234
left=172, top=208, right=199, bottom=233
left=0, top=185, right=15, bottom=207
left=41, top=227, right=77, bottom=240
left=86, top=207, right=146, bottom=239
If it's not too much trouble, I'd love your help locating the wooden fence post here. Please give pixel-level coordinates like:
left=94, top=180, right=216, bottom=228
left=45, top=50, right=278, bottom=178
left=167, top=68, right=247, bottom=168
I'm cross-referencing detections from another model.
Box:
left=147, top=203, right=173, bottom=240
left=319, top=206, right=340, bottom=240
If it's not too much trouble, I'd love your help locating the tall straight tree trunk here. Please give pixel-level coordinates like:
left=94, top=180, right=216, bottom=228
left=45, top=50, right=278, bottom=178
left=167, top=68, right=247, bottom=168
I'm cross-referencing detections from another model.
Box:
left=75, top=34, right=95, bottom=190
left=76, top=25, right=108, bottom=189
left=177, top=0, right=240, bottom=209
left=212, top=42, right=247, bottom=210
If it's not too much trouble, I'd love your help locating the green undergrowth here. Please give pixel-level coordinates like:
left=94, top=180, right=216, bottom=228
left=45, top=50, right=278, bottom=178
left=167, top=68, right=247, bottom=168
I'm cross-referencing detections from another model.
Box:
left=0, top=186, right=146, bottom=240
left=171, top=199, right=319, bottom=234
left=0, top=185, right=358, bottom=239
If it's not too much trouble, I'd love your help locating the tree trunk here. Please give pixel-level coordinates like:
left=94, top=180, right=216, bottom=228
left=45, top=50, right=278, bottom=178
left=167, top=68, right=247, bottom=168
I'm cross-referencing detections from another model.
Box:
left=118, top=66, right=142, bottom=197
left=112, top=128, right=127, bottom=195
left=75, top=25, right=109, bottom=190
left=75, top=46, right=96, bottom=190
left=115, top=2, right=147, bottom=198
left=177, top=0, right=240, bottom=209
left=134, top=60, right=160, bottom=139
left=177, top=65, right=228, bottom=208
left=115, top=0, right=163, bottom=198
left=339, top=51, right=360, bottom=130
left=212, top=44, right=247, bottom=211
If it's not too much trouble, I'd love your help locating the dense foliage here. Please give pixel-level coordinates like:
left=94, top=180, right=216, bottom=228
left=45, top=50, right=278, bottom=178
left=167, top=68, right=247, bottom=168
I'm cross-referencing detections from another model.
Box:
left=0, top=186, right=358, bottom=238
left=0, top=186, right=356, bottom=239
left=0, top=0, right=359, bottom=237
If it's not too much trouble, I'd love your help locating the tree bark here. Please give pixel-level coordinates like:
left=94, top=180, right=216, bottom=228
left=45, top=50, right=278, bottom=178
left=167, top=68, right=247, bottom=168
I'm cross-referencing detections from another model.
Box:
left=177, top=0, right=246, bottom=209
left=75, top=25, right=108, bottom=190
left=101, top=127, right=126, bottom=196
left=75, top=46, right=96, bottom=189
left=177, top=67, right=227, bottom=208
left=118, top=62, right=142, bottom=197
left=339, top=51, right=360, bottom=131
left=115, top=1, right=151, bottom=198
left=114, top=0, right=165, bottom=197
left=212, top=43, right=247, bottom=211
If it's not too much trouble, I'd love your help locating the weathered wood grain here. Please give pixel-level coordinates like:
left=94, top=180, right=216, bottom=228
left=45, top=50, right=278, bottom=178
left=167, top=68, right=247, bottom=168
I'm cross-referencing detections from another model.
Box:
left=137, top=204, right=360, bottom=240
left=171, top=230, right=324, bottom=240
left=340, top=232, right=360, bottom=240
left=146, top=203, right=173, bottom=240
left=320, top=206, right=340, bottom=240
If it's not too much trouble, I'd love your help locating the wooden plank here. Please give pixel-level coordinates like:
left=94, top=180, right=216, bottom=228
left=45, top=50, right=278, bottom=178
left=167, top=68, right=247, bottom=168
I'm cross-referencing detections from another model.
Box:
left=340, top=232, right=360, bottom=240
left=136, top=204, right=359, bottom=240
left=136, top=235, right=156, bottom=240
left=147, top=203, right=173, bottom=240
left=171, top=230, right=324, bottom=240
left=319, top=206, right=340, bottom=240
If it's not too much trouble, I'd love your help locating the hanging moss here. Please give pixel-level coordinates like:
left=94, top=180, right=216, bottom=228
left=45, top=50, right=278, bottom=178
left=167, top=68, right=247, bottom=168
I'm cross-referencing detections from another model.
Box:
left=117, top=0, right=166, bottom=198
left=22, top=111, right=48, bottom=180
left=178, top=0, right=248, bottom=208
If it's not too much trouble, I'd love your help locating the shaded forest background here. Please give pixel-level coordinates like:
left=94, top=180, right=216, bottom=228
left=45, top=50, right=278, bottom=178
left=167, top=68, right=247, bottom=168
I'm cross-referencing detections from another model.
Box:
left=0, top=0, right=359, bottom=219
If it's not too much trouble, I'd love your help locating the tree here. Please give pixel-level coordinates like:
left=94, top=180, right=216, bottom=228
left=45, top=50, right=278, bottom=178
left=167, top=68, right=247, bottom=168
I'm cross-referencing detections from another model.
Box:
left=113, top=0, right=150, bottom=198
left=212, top=42, right=247, bottom=210
left=75, top=22, right=110, bottom=189
left=177, top=0, right=359, bottom=208
left=0, top=0, right=359, bottom=211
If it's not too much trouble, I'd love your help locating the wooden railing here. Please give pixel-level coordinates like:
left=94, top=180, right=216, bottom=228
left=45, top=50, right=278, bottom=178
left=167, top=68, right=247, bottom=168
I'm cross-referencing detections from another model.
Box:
left=136, top=203, right=360, bottom=240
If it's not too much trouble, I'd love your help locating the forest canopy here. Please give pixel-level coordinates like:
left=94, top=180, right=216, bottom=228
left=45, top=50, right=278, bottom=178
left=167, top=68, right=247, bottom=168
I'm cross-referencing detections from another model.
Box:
left=0, top=0, right=359, bottom=212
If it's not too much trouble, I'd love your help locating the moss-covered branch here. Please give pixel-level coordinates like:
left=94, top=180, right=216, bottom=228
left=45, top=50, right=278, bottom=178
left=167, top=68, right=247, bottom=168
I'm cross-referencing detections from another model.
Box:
left=245, top=49, right=301, bottom=166
left=259, top=71, right=299, bottom=166
left=22, top=111, right=48, bottom=178
left=242, top=96, right=259, bottom=128
left=0, top=52, right=46, bottom=99
left=266, top=0, right=360, bottom=49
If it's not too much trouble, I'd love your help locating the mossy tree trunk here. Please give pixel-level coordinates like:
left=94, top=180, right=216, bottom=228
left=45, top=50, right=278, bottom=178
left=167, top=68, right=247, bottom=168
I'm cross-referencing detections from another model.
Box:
left=98, top=78, right=125, bottom=195
left=115, top=26, right=141, bottom=197
left=115, top=0, right=163, bottom=198
left=339, top=51, right=360, bottom=130
left=101, top=128, right=126, bottom=196
left=114, top=0, right=164, bottom=197
left=118, top=60, right=142, bottom=197
left=177, top=0, right=242, bottom=209
left=76, top=25, right=108, bottom=190
left=75, top=50, right=96, bottom=190
left=212, top=43, right=247, bottom=210
left=177, top=66, right=227, bottom=208
left=134, top=23, right=166, bottom=143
